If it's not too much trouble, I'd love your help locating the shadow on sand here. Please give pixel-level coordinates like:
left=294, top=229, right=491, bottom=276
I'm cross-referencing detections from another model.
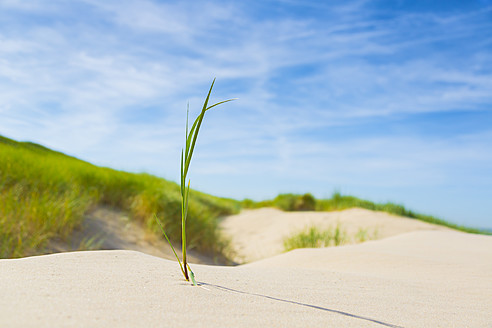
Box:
left=200, top=282, right=404, bottom=328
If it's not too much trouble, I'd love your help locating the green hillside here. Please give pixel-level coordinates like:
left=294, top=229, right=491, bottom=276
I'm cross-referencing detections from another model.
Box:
left=0, top=135, right=239, bottom=258
left=1, top=135, right=488, bottom=259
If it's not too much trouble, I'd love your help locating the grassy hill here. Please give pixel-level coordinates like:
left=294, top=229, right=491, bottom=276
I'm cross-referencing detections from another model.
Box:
left=0, top=135, right=239, bottom=258
left=1, top=135, right=488, bottom=259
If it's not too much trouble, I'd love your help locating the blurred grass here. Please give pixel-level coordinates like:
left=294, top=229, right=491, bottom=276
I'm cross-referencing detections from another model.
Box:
left=283, top=224, right=379, bottom=251
left=2, top=133, right=488, bottom=259
left=283, top=224, right=346, bottom=251
left=0, top=135, right=239, bottom=258
left=243, top=192, right=490, bottom=235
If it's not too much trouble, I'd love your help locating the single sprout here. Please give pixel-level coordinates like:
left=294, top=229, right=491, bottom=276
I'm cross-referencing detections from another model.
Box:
left=156, top=79, right=235, bottom=285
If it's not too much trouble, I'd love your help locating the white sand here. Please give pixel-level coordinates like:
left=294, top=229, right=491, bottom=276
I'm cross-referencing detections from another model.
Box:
left=46, top=206, right=220, bottom=265
left=1, top=230, right=491, bottom=327
left=220, top=208, right=449, bottom=263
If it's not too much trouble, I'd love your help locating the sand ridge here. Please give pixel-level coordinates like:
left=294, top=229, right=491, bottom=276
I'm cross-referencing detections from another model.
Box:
left=1, top=229, right=491, bottom=327
left=220, top=207, right=450, bottom=263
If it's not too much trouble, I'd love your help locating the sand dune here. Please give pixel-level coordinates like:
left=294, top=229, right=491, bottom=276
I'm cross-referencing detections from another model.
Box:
left=1, top=229, right=491, bottom=327
left=220, top=208, right=450, bottom=263
left=46, top=206, right=223, bottom=265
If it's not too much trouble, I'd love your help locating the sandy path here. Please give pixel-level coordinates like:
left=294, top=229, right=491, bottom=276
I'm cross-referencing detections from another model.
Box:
left=1, top=230, right=491, bottom=327
left=220, top=208, right=449, bottom=263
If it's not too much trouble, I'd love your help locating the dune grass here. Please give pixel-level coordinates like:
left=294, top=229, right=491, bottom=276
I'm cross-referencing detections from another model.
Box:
left=243, top=192, right=489, bottom=235
left=155, top=79, right=235, bottom=284
left=283, top=224, right=379, bottom=251
left=284, top=224, right=347, bottom=251
left=1, top=127, right=488, bottom=259
left=0, top=134, right=239, bottom=259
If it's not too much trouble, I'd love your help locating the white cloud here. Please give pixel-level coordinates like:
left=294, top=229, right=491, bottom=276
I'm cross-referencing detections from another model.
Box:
left=0, top=0, right=491, bottom=227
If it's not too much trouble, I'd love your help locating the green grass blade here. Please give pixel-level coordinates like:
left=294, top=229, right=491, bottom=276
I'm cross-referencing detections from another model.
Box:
left=187, top=264, right=197, bottom=286
left=180, top=149, right=184, bottom=195
left=184, top=111, right=205, bottom=178
left=154, top=214, right=186, bottom=278
left=184, top=180, right=190, bottom=223
left=182, top=200, right=187, bottom=279
left=186, top=116, right=198, bottom=156
left=187, top=79, right=216, bottom=142
left=184, top=91, right=236, bottom=180
left=205, top=98, right=237, bottom=111
left=177, top=79, right=235, bottom=285
left=186, top=98, right=235, bottom=145
left=184, top=79, right=216, bottom=177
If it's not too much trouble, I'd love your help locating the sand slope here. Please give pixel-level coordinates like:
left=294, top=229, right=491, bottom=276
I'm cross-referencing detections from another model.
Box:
left=46, top=206, right=221, bottom=265
left=1, top=230, right=491, bottom=327
left=220, top=208, right=449, bottom=263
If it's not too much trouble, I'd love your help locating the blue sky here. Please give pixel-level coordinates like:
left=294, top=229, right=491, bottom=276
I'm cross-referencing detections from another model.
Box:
left=1, top=0, right=491, bottom=229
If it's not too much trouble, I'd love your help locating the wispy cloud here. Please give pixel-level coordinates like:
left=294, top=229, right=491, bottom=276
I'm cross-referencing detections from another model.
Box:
left=0, top=0, right=491, bottom=227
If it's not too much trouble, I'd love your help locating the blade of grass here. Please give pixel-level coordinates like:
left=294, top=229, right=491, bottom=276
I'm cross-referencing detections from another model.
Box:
left=166, top=78, right=236, bottom=284
left=154, top=214, right=186, bottom=278
left=185, top=106, right=236, bottom=178
left=187, top=264, right=197, bottom=286
left=186, top=80, right=215, bottom=149
left=186, top=97, right=236, bottom=144
left=180, top=150, right=184, bottom=196
left=180, top=79, right=219, bottom=280
left=182, top=189, right=188, bottom=280
left=184, top=180, right=190, bottom=223
left=205, top=98, right=237, bottom=111
left=184, top=78, right=216, bottom=177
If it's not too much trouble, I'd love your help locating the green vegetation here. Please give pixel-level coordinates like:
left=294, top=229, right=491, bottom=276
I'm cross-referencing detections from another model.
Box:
left=0, top=134, right=239, bottom=259
left=273, top=193, right=316, bottom=211
left=2, top=114, right=489, bottom=260
left=284, top=224, right=346, bottom=251
left=156, top=79, right=235, bottom=284
left=355, top=226, right=379, bottom=243
left=283, top=224, right=378, bottom=251
left=242, top=193, right=316, bottom=211
left=243, top=192, right=489, bottom=235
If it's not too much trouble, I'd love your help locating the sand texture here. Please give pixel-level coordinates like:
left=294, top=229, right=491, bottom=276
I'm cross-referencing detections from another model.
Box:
left=1, top=229, right=491, bottom=327
left=45, top=206, right=220, bottom=265
left=220, top=208, right=450, bottom=263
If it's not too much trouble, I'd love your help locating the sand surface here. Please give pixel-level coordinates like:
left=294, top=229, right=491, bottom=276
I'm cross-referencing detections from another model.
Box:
left=220, top=208, right=450, bottom=263
left=46, top=207, right=222, bottom=265
left=1, top=229, right=491, bottom=327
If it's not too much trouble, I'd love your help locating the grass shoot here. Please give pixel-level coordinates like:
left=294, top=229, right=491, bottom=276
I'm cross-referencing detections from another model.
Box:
left=156, top=79, right=235, bottom=285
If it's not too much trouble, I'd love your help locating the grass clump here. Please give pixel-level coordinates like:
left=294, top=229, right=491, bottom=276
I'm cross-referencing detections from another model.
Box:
left=284, top=224, right=347, bottom=251
left=0, top=133, right=239, bottom=259
left=273, top=193, right=316, bottom=211
left=355, top=227, right=379, bottom=242
left=242, top=193, right=316, bottom=211
left=283, top=224, right=379, bottom=252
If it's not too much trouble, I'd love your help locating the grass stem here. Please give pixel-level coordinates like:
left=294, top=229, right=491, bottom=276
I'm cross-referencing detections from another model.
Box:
left=157, top=79, right=235, bottom=284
